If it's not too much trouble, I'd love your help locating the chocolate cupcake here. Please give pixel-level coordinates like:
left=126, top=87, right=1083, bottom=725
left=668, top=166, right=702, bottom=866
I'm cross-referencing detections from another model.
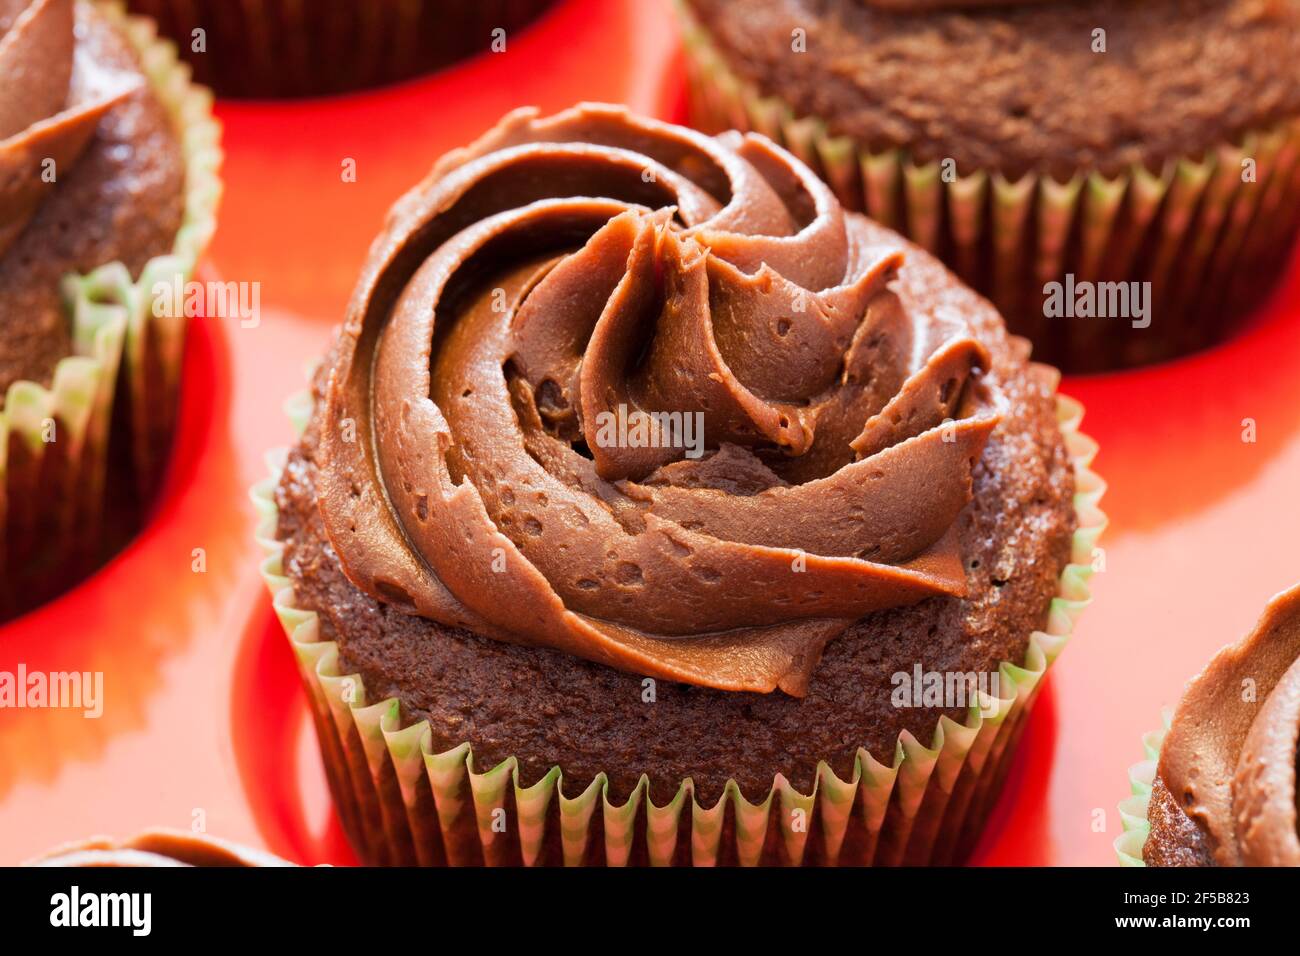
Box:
left=254, top=104, right=1105, bottom=866
left=1117, top=583, right=1300, bottom=867
left=677, top=0, right=1300, bottom=371
left=27, top=829, right=295, bottom=866
left=126, top=0, right=558, bottom=98
left=0, top=0, right=220, bottom=619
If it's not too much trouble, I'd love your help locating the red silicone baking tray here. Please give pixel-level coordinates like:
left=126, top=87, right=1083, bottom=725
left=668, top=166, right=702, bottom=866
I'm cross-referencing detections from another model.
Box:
left=3, top=0, right=1299, bottom=866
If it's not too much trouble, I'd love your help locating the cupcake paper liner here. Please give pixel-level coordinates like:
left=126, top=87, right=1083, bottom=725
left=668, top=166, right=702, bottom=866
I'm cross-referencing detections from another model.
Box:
left=0, top=0, right=222, bottom=617
left=676, top=0, right=1300, bottom=371
left=127, top=0, right=559, bottom=98
left=1113, top=710, right=1173, bottom=868
left=252, top=393, right=1106, bottom=866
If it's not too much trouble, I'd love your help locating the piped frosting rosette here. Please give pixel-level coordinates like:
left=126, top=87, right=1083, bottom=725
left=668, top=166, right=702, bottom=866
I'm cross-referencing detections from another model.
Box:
left=0, top=0, right=140, bottom=254
left=318, top=104, right=1004, bottom=696
left=1118, top=583, right=1300, bottom=867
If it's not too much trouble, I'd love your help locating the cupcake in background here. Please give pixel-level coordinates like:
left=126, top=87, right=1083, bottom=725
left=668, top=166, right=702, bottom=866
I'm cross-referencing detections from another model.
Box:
left=255, top=103, right=1105, bottom=866
left=126, top=0, right=559, bottom=98
left=1117, top=583, right=1300, bottom=867
left=677, top=0, right=1300, bottom=371
left=27, top=829, right=296, bottom=866
left=0, top=0, right=221, bottom=620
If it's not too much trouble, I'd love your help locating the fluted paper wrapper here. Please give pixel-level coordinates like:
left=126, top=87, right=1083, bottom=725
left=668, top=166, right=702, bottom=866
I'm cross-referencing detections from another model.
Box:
left=676, top=1, right=1300, bottom=372
left=0, top=1, right=222, bottom=617
left=253, top=393, right=1106, bottom=866
left=1113, top=710, right=1173, bottom=867
left=126, top=0, right=558, bottom=98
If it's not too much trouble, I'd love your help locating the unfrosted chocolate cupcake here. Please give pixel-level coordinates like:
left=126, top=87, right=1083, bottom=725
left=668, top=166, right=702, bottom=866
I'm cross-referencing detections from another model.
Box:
left=1119, top=583, right=1300, bottom=867
left=257, top=104, right=1105, bottom=866
left=678, top=0, right=1300, bottom=371
left=127, top=0, right=558, bottom=98
left=27, top=829, right=295, bottom=866
left=0, top=0, right=220, bottom=619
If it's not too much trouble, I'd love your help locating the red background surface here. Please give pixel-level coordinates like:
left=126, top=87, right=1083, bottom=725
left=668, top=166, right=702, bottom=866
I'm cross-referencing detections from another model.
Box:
left=3, top=0, right=1299, bottom=866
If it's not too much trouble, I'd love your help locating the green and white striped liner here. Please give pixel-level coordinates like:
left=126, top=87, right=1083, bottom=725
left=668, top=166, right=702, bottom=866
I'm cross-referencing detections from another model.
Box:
left=252, top=392, right=1106, bottom=866
left=0, top=1, right=221, bottom=613
left=676, top=0, right=1300, bottom=370
left=1114, top=709, right=1174, bottom=868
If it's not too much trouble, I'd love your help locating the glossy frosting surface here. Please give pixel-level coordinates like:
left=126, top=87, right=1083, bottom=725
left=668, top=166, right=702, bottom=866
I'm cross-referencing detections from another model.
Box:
left=1154, top=583, right=1300, bottom=866
left=317, top=105, right=1005, bottom=694
left=0, top=0, right=139, bottom=257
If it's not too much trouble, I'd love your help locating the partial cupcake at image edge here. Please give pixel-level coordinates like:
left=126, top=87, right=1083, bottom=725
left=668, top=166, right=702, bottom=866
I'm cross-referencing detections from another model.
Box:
left=252, top=103, right=1106, bottom=866
left=25, top=829, right=295, bottom=866
left=0, top=0, right=221, bottom=620
left=1116, top=582, right=1300, bottom=867
left=125, top=0, right=560, bottom=98
left=676, top=0, right=1300, bottom=371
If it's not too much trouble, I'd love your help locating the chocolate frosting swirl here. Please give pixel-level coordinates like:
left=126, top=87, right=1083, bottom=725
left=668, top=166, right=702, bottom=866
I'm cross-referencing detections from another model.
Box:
left=319, top=104, right=1002, bottom=696
left=1157, top=583, right=1300, bottom=866
left=0, top=0, right=139, bottom=257
left=27, top=830, right=293, bottom=867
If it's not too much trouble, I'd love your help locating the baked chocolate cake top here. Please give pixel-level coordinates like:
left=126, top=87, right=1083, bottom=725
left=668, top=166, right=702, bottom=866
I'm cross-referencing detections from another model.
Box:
left=0, top=0, right=184, bottom=397
left=27, top=830, right=293, bottom=867
left=1147, top=583, right=1300, bottom=867
left=685, top=0, right=1300, bottom=179
left=316, top=104, right=1013, bottom=696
